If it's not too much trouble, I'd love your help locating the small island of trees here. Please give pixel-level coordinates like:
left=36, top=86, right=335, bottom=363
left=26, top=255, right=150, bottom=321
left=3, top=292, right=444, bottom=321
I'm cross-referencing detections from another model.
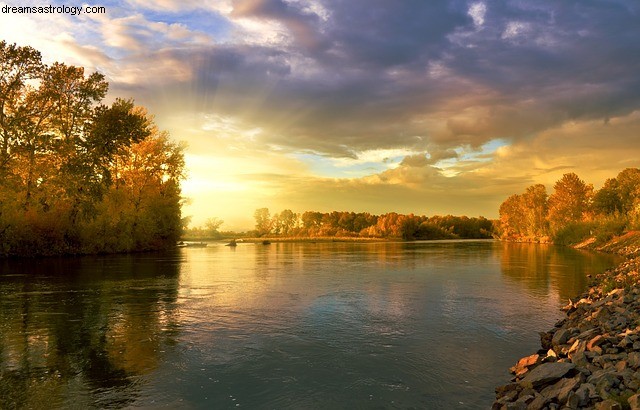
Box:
left=0, top=42, right=185, bottom=256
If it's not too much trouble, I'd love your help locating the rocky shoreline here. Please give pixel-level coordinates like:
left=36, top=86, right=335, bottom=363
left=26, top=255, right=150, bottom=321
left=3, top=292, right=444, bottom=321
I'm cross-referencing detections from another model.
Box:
left=493, top=243, right=640, bottom=409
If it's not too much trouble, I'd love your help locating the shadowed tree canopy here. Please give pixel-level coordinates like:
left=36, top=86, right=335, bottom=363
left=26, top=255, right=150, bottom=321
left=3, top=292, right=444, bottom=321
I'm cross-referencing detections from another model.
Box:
left=0, top=42, right=185, bottom=256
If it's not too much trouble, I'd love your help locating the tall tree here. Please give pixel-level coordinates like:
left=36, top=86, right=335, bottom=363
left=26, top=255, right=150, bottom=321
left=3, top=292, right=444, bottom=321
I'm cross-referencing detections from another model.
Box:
left=521, top=184, right=549, bottom=237
left=0, top=41, right=43, bottom=182
left=499, top=194, right=526, bottom=238
left=548, top=173, right=593, bottom=232
left=254, top=208, right=272, bottom=237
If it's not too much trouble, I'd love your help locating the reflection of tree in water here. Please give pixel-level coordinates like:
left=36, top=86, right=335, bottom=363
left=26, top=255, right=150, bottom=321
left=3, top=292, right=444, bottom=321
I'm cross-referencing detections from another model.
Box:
left=0, top=252, right=181, bottom=409
left=500, top=243, right=619, bottom=300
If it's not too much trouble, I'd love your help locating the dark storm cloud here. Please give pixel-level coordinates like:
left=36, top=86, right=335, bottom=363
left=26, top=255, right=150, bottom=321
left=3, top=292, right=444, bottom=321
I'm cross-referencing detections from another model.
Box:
left=133, top=0, right=640, bottom=158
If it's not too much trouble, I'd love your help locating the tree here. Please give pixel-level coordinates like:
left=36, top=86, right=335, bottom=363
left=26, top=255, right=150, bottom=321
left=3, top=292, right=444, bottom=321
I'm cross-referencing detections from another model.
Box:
left=204, top=217, right=224, bottom=237
left=0, top=42, right=185, bottom=256
left=592, top=178, right=622, bottom=215
left=0, top=41, right=43, bottom=181
left=499, top=194, right=526, bottom=238
left=548, top=173, right=593, bottom=232
left=276, top=209, right=297, bottom=236
left=254, top=208, right=272, bottom=237
left=521, top=184, right=549, bottom=237
left=615, top=168, right=640, bottom=214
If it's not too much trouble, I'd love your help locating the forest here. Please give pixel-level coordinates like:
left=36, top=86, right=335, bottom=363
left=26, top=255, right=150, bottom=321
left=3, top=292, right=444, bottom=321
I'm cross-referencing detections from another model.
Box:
left=498, top=168, right=640, bottom=245
left=0, top=42, right=185, bottom=256
left=186, top=210, right=495, bottom=240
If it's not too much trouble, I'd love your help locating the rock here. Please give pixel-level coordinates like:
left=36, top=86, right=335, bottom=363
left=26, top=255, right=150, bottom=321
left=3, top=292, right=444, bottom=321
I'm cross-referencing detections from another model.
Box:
left=519, top=362, right=575, bottom=389
left=540, top=331, right=554, bottom=350
left=571, top=351, right=589, bottom=367
left=553, top=328, right=572, bottom=346
left=595, top=399, right=622, bottom=410
left=527, top=393, right=547, bottom=410
left=615, top=360, right=627, bottom=372
left=574, top=383, right=596, bottom=407
left=629, top=393, right=640, bottom=410
left=510, top=354, right=540, bottom=377
left=588, top=335, right=606, bottom=351
left=496, top=382, right=521, bottom=396
left=540, top=375, right=580, bottom=403
left=566, top=390, right=580, bottom=409
left=628, top=352, right=640, bottom=369
left=568, top=339, right=586, bottom=356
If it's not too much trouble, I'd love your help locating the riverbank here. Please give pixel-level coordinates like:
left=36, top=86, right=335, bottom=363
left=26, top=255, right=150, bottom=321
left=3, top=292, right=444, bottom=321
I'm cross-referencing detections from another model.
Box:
left=493, top=233, right=640, bottom=409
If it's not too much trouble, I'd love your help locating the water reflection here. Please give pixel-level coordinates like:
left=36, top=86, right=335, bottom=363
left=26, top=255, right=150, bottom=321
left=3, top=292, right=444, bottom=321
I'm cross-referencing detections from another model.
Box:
left=0, top=253, right=181, bottom=409
left=0, top=242, right=622, bottom=409
left=499, top=243, right=621, bottom=301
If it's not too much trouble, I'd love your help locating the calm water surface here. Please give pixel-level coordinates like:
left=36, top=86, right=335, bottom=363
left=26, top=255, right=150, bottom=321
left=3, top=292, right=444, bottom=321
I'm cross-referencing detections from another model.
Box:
left=0, top=241, right=621, bottom=409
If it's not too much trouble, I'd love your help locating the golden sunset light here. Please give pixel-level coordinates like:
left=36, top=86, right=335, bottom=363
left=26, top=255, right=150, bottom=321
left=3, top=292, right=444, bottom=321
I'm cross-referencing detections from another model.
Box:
left=3, top=1, right=639, bottom=231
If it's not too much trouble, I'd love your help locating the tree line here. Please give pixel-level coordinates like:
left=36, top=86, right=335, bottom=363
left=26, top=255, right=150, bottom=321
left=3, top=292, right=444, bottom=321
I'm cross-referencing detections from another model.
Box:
left=251, top=208, right=494, bottom=240
left=0, top=42, right=185, bottom=256
left=498, top=168, right=640, bottom=244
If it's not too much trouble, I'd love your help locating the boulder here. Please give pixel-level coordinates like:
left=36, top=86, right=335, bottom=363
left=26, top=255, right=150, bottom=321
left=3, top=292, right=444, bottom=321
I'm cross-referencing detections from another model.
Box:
left=519, top=362, right=575, bottom=389
left=540, top=375, right=580, bottom=403
left=595, top=399, right=622, bottom=410
left=588, top=335, right=606, bottom=351
left=574, top=383, right=596, bottom=407
left=510, top=354, right=540, bottom=377
left=628, top=352, right=640, bottom=369
left=552, top=328, right=571, bottom=346
left=629, top=393, right=640, bottom=410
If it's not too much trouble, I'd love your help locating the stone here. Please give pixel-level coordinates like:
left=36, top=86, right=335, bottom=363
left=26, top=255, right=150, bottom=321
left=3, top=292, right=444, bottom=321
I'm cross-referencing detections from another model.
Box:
left=566, top=390, right=580, bottom=409
left=594, top=399, right=622, bottom=410
left=519, top=362, right=575, bottom=389
left=628, top=352, right=640, bottom=369
left=510, top=354, right=540, bottom=377
left=527, top=393, right=547, bottom=410
left=628, top=393, right=640, bottom=410
left=568, top=339, right=586, bottom=356
left=496, top=383, right=521, bottom=396
left=574, top=383, right=596, bottom=407
left=540, top=331, right=554, bottom=350
left=540, top=375, right=580, bottom=403
left=588, top=335, right=606, bottom=351
left=571, top=351, right=589, bottom=367
left=553, top=328, right=572, bottom=346
left=615, top=360, right=627, bottom=372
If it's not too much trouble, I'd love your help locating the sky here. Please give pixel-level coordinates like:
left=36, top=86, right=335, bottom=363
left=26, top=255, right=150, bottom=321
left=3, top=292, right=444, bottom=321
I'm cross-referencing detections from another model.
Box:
left=1, top=0, right=639, bottom=230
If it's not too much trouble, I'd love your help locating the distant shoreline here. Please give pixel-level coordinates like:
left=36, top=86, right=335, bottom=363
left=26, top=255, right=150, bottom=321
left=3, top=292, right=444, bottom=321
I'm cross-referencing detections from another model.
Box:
left=180, top=236, right=498, bottom=244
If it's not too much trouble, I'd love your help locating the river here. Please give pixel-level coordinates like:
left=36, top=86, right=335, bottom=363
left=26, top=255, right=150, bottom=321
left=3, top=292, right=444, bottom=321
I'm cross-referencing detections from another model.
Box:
left=0, top=240, right=621, bottom=409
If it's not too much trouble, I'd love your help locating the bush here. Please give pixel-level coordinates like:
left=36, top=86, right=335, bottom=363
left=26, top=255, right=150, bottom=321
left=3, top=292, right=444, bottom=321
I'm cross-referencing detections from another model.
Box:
left=552, top=221, right=597, bottom=246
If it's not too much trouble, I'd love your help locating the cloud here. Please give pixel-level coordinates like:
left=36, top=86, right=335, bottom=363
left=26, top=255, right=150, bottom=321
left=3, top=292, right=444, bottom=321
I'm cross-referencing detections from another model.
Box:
left=6, top=0, right=640, bottom=227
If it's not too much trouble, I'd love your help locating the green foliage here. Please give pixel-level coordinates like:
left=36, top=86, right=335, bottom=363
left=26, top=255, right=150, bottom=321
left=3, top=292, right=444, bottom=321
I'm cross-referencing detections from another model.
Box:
left=0, top=42, right=184, bottom=257
left=552, top=222, right=597, bottom=246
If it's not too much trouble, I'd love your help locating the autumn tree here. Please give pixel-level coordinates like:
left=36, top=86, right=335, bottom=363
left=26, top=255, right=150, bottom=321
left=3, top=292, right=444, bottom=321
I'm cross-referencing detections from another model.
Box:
left=521, top=184, right=549, bottom=237
left=204, top=217, right=224, bottom=237
left=615, top=168, right=640, bottom=214
left=499, top=194, right=526, bottom=238
left=0, top=42, right=185, bottom=256
left=547, top=173, right=593, bottom=232
left=254, top=208, right=272, bottom=237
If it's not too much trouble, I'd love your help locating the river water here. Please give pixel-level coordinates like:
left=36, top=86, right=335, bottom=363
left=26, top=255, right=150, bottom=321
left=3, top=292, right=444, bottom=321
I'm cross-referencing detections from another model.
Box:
left=0, top=240, right=621, bottom=409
